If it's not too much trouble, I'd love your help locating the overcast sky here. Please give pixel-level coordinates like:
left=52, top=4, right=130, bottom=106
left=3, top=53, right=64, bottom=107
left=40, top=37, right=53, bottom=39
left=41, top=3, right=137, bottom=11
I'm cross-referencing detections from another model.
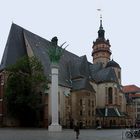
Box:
left=0, top=0, right=140, bottom=87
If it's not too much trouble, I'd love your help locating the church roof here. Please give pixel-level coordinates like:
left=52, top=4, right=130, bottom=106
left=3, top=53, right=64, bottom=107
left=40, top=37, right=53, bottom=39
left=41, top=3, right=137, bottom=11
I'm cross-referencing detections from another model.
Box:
left=92, top=67, right=118, bottom=83
left=0, top=23, right=119, bottom=91
left=0, top=24, right=27, bottom=70
left=0, top=23, right=95, bottom=92
left=96, top=108, right=125, bottom=117
left=106, top=59, right=121, bottom=69
left=71, top=77, right=95, bottom=92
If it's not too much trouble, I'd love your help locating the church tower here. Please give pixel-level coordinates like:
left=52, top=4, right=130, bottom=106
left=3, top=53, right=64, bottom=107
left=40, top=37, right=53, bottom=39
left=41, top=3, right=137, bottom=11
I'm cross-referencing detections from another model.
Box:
left=92, top=17, right=111, bottom=67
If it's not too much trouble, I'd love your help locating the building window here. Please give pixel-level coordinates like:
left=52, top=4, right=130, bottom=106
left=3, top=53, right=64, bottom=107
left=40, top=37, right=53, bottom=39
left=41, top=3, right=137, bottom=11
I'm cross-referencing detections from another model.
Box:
left=92, top=101, right=94, bottom=107
left=137, top=114, right=140, bottom=119
left=108, top=87, right=113, bottom=104
left=115, top=88, right=117, bottom=104
left=120, top=120, right=123, bottom=125
left=119, top=96, right=122, bottom=105
left=92, top=120, right=94, bottom=126
left=88, top=99, right=90, bottom=107
left=88, top=110, right=90, bottom=116
left=80, top=110, right=82, bottom=116
left=118, top=71, right=121, bottom=79
left=105, top=87, right=108, bottom=104
left=113, top=120, right=116, bottom=125
left=88, top=120, right=90, bottom=125
left=80, top=99, right=82, bottom=106
left=92, top=110, right=94, bottom=116
left=68, top=99, right=70, bottom=105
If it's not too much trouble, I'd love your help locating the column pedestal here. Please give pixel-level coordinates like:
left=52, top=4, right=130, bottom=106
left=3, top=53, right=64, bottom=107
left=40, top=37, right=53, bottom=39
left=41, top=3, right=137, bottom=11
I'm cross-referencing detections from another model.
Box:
left=48, top=124, right=62, bottom=131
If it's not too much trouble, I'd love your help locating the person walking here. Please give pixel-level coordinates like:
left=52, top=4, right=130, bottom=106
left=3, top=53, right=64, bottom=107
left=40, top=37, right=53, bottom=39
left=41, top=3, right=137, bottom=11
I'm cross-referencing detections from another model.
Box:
left=74, top=124, right=80, bottom=139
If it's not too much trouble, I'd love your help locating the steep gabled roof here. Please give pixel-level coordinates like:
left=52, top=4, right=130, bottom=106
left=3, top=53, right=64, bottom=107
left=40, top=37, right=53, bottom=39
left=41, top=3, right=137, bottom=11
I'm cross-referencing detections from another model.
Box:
left=23, top=29, right=52, bottom=77
left=93, top=67, right=118, bottom=83
left=79, top=55, right=90, bottom=77
left=106, top=59, right=121, bottom=69
left=96, top=107, right=124, bottom=117
left=0, top=23, right=96, bottom=91
left=71, top=77, right=95, bottom=92
left=23, top=27, right=85, bottom=87
left=0, top=23, right=27, bottom=70
left=89, top=63, right=102, bottom=79
left=96, top=108, right=105, bottom=117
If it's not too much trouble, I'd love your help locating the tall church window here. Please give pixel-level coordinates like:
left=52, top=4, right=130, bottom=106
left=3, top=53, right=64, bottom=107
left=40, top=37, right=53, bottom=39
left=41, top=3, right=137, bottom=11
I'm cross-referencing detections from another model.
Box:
left=80, top=99, right=82, bottom=106
left=0, top=76, right=1, bottom=99
left=105, top=87, right=108, bottom=104
left=119, top=96, right=122, bottom=106
left=113, top=120, right=116, bottom=125
left=108, top=87, right=113, bottom=104
left=115, top=88, right=117, bottom=104
left=92, top=110, right=94, bottom=116
left=88, top=99, right=90, bottom=107
left=80, top=110, right=82, bottom=116
left=92, top=101, right=94, bottom=107
left=118, top=71, right=121, bottom=79
left=88, top=110, right=90, bottom=116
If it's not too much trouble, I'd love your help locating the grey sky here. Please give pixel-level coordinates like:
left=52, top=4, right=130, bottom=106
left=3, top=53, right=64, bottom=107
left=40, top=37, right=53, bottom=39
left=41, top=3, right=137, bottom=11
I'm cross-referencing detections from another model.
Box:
left=0, top=0, right=140, bottom=86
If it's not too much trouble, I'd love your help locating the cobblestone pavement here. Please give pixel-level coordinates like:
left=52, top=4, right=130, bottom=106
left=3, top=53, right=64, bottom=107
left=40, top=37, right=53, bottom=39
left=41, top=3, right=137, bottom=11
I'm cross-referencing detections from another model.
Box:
left=0, top=128, right=134, bottom=140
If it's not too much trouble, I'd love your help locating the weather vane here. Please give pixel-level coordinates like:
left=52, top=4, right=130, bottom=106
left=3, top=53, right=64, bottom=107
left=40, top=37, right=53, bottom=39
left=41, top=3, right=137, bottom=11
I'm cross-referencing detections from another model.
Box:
left=97, top=9, right=102, bottom=20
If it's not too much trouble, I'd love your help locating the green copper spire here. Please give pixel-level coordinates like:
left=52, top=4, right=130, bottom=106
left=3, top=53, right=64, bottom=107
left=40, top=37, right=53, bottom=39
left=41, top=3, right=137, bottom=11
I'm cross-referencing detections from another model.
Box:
left=98, top=14, right=105, bottom=39
left=99, top=15, right=103, bottom=30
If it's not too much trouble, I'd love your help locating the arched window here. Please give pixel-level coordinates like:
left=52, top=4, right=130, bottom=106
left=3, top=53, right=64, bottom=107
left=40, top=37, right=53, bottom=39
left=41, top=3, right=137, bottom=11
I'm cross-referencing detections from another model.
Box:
left=113, top=120, right=116, bottom=125
left=80, top=110, right=82, bottom=116
left=108, top=87, right=113, bottom=104
left=80, top=99, right=82, bottom=106
left=118, top=71, right=121, bottom=79
left=88, top=99, right=90, bottom=107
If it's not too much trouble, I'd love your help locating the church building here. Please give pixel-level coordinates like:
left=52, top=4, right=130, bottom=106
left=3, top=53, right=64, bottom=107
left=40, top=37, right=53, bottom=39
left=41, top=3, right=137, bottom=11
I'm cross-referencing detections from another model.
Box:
left=0, top=19, right=129, bottom=128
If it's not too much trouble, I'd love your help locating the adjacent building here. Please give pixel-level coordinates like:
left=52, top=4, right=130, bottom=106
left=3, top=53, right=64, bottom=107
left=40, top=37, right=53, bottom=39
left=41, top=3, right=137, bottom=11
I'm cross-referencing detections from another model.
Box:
left=123, top=85, right=140, bottom=127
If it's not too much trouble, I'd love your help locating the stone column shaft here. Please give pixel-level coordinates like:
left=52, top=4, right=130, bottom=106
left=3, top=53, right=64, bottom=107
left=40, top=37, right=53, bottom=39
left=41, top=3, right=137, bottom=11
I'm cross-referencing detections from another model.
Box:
left=48, top=64, right=62, bottom=131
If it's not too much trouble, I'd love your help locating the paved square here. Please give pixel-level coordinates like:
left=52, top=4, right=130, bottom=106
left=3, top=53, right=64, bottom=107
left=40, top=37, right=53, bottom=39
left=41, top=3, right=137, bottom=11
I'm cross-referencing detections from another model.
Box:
left=0, top=128, right=131, bottom=140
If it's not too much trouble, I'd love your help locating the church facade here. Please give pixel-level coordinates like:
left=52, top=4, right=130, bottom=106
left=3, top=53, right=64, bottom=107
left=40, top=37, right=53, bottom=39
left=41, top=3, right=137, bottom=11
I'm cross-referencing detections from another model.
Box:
left=0, top=20, right=131, bottom=128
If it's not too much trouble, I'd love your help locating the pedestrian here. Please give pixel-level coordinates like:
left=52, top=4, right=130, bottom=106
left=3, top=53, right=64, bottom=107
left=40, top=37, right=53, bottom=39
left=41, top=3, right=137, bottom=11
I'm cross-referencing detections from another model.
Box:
left=74, top=124, right=80, bottom=139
